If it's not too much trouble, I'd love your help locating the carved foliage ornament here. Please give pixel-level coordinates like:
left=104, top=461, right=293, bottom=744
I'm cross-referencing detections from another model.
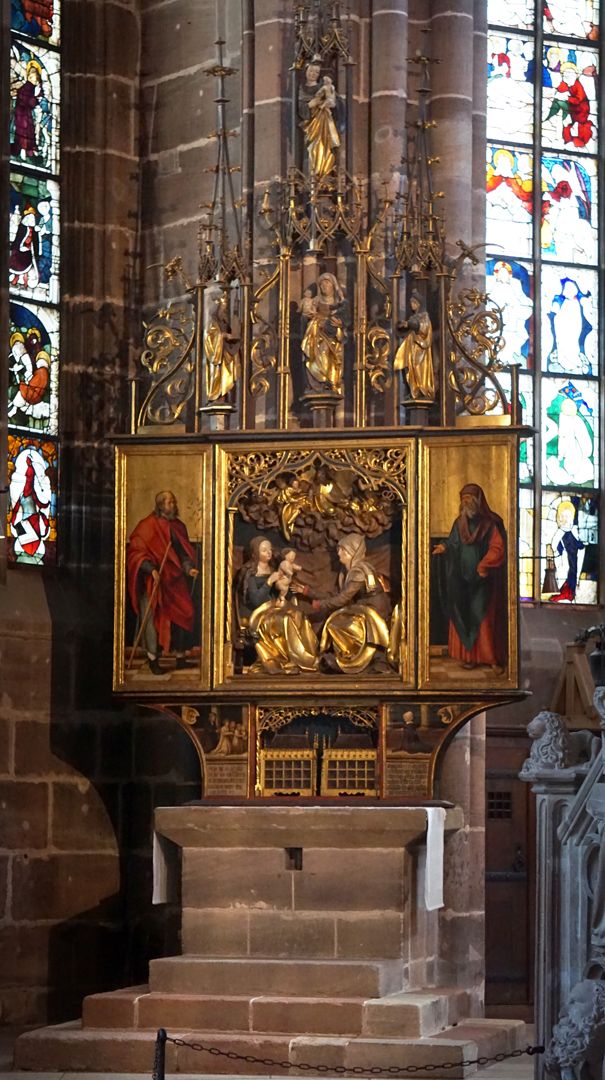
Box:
left=227, top=447, right=407, bottom=551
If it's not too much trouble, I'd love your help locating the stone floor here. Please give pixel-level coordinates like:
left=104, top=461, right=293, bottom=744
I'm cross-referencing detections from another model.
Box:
left=0, top=1026, right=536, bottom=1080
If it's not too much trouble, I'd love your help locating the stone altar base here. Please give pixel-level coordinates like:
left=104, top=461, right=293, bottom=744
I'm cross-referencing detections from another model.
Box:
left=15, top=806, right=525, bottom=1076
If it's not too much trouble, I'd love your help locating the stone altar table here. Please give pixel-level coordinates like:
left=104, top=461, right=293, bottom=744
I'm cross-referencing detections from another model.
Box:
left=15, top=803, right=525, bottom=1075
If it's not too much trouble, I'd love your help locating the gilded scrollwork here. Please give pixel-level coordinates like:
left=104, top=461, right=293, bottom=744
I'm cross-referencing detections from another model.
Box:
left=257, top=706, right=378, bottom=734
left=138, top=305, right=196, bottom=427
left=446, top=284, right=507, bottom=417
left=366, top=326, right=392, bottom=393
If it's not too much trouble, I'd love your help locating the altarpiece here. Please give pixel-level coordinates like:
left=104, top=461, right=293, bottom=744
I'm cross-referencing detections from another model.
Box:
left=113, top=7, right=526, bottom=803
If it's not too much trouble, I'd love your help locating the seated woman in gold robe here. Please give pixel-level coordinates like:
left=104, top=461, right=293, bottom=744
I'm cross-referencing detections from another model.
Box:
left=308, top=533, right=400, bottom=674
left=236, top=536, right=318, bottom=675
left=300, top=273, right=346, bottom=394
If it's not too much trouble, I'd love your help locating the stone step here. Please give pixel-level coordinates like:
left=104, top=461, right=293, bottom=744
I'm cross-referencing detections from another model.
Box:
left=83, top=986, right=472, bottom=1039
left=432, top=1018, right=529, bottom=1055
left=15, top=1018, right=525, bottom=1076
left=149, top=956, right=404, bottom=998
left=362, top=989, right=472, bottom=1038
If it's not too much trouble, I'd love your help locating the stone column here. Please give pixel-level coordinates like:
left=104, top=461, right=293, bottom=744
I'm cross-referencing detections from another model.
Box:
left=528, top=776, right=579, bottom=1074
left=369, top=0, right=407, bottom=197
left=436, top=714, right=486, bottom=1014
left=519, top=714, right=590, bottom=1080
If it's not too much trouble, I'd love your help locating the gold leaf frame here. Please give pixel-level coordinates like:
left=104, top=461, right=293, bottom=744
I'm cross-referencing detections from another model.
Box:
left=113, top=442, right=213, bottom=692
left=213, top=436, right=416, bottom=693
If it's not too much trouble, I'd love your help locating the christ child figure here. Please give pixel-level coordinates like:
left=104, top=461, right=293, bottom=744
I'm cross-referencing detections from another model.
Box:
left=275, top=548, right=303, bottom=602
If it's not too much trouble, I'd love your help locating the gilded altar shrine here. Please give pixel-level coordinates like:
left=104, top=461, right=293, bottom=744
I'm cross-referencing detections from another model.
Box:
left=114, top=6, right=526, bottom=802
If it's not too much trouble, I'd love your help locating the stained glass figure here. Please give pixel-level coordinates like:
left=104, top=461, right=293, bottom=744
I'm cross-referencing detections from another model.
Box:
left=542, top=378, right=598, bottom=488
left=519, top=487, right=535, bottom=601
left=486, top=258, right=533, bottom=368
left=10, top=42, right=60, bottom=174
left=488, top=0, right=534, bottom=30
left=541, top=155, right=598, bottom=263
left=542, top=45, right=598, bottom=153
left=11, top=0, right=59, bottom=45
left=8, top=301, right=58, bottom=435
left=544, top=0, right=599, bottom=40
left=7, top=434, right=57, bottom=565
left=540, top=490, right=598, bottom=603
left=542, top=266, right=597, bottom=376
left=9, top=172, right=59, bottom=304
left=487, top=34, right=534, bottom=143
left=486, top=146, right=533, bottom=257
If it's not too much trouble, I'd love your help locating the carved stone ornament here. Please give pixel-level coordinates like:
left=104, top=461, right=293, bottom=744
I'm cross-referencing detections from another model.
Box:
left=520, top=711, right=599, bottom=779
left=544, top=979, right=605, bottom=1080
left=594, top=686, right=605, bottom=728
left=520, top=711, right=570, bottom=776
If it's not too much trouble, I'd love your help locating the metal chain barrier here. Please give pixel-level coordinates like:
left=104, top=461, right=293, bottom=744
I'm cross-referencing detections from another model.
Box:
left=153, top=1028, right=544, bottom=1079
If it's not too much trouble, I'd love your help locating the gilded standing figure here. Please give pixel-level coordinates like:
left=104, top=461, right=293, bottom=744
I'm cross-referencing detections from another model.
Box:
left=394, top=290, right=436, bottom=402
left=301, top=272, right=346, bottom=394
left=304, top=75, right=341, bottom=180
left=203, top=285, right=240, bottom=402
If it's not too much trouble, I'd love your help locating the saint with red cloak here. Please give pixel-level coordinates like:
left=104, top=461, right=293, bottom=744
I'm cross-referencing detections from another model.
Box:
left=126, top=491, right=197, bottom=674
left=433, top=484, right=507, bottom=672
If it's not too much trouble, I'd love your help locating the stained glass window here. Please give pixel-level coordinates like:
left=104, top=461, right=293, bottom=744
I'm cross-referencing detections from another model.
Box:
left=540, top=491, right=598, bottom=604
left=487, top=146, right=534, bottom=257
left=7, top=435, right=57, bottom=564
left=541, top=156, right=598, bottom=263
left=544, top=0, right=599, bottom=38
left=487, top=2, right=601, bottom=605
left=8, top=0, right=60, bottom=566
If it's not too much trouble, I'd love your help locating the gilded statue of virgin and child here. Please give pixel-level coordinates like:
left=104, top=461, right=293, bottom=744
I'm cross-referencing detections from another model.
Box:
left=235, top=534, right=402, bottom=675
left=299, top=59, right=341, bottom=181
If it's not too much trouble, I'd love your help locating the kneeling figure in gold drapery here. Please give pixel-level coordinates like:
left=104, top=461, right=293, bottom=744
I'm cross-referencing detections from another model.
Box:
left=394, top=290, right=436, bottom=402
left=309, top=533, right=401, bottom=674
left=204, top=284, right=240, bottom=403
left=300, top=273, right=346, bottom=395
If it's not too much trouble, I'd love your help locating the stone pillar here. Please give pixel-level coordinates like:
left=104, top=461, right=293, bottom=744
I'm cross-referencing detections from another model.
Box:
left=519, top=711, right=593, bottom=1080
left=529, top=777, right=579, bottom=1070
left=369, top=0, right=407, bottom=196
left=140, top=0, right=242, bottom=308
left=436, top=715, right=486, bottom=1014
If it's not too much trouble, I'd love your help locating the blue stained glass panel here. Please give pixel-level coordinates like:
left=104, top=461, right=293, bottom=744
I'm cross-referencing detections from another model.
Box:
left=541, top=155, right=598, bottom=264
left=542, top=378, right=598, bottom=488
left=11, top=0, right=60, bottom=45
left=487, top=34, right=534, bottom=143
left=10, top=42, right=60, bottom=175
left=7, top=434, right=57, bottom=565
left=542, top=45, right=598, bottom=154
left=542, top=266, right=597, bottom=376
left=486, top=146, right=533, bottom=258
left=9, top=172, right=60, bottom=305
left=8, top=300, right=59, bottom=436
left=488, top=0, right=534, bottom=30
left=519, top=487, right=534, bottom=601
left=540, top=490, right=598, bottom=604
left=544, top=0, right=599, bottom=40
left=486, top=258, right=533, bottom=368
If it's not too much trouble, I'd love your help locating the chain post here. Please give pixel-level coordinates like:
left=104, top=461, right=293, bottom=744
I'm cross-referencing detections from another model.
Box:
left=152, top=1028, right=167, bottom=1080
